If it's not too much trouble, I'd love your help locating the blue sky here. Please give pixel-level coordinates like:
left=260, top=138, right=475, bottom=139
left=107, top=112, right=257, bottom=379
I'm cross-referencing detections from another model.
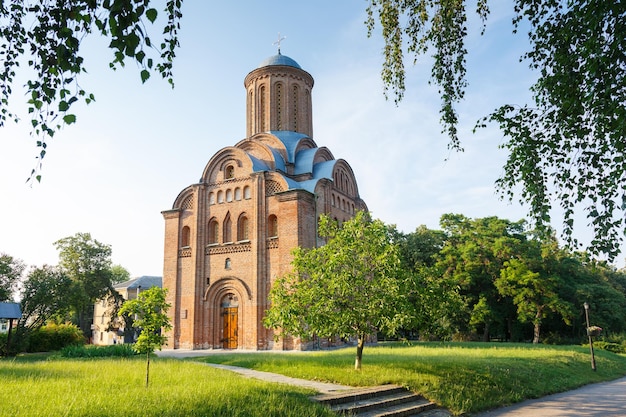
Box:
left=1, top=1, right=622, bottom=277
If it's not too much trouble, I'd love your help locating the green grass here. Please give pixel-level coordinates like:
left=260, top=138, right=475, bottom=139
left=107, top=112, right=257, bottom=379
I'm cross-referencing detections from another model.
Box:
left=0, top=355, right=335, bottom=417
left=194, top=342, right=626, bottom=415
left=3, top=342, right=625, bottom=416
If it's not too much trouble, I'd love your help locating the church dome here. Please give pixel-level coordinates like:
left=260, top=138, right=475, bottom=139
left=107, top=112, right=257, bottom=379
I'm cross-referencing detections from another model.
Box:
left=258, top=52, right=302, bottom=69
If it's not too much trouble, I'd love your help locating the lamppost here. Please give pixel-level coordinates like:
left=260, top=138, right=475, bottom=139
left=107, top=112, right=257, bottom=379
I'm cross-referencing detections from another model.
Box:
left=583, top=302, right=597, bottom=371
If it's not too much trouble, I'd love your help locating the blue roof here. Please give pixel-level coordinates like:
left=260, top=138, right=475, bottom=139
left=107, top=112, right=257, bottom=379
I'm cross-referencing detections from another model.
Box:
left=114, top=276, right=162, bottom=290
left=258, top=53, right=302, bottom=69
left=0, top=302, right=22, bottom=319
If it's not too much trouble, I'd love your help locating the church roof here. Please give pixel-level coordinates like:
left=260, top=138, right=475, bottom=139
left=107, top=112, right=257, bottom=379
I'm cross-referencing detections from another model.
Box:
left=258, top=53, right=302, bottom=69
left=246, top=131, right=337, bottom=194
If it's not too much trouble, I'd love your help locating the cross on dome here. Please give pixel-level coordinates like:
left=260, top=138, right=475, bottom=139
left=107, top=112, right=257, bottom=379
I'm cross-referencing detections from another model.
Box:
left=273, top=33, right=286, bottom=54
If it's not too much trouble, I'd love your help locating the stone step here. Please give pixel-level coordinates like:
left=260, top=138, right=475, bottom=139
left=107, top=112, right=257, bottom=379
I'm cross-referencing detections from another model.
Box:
left=312, top=385, right=452, bottom=417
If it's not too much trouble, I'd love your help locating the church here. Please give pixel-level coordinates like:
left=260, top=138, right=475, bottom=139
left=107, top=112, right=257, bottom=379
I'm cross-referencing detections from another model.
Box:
left=162, top=50, right=367, bottom=350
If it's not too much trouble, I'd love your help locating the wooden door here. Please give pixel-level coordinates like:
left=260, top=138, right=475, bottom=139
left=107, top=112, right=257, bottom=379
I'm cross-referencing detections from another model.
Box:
left=223, top=307, right=238, bottom=349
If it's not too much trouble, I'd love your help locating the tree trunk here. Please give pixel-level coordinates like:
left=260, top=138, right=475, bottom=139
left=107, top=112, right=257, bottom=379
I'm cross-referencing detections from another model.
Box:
left=482, top=322, right=490, bottom=342
left=355, top=335, right=365, bottom=370
left=146, top=352, right=150, bottom=388
left=533, top=309, right=542, bottom=344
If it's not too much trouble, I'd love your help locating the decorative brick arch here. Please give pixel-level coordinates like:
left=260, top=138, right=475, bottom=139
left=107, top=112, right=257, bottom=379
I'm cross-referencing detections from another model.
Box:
left=203, top=277, right=253, bottom=349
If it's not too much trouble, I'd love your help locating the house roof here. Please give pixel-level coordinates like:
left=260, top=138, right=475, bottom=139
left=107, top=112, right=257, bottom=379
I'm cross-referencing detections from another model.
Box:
left=114, top=276, right=162, bottom=290
left=0, top=302, right=22, bottom=319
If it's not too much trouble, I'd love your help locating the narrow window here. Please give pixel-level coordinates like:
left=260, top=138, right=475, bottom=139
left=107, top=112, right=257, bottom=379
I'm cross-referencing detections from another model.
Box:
left=238, top=215, right=249, bottom=241
left=268, top=214, right=278, bottom=238
left=181, top=226, right=191, bottom=247
left=225, top=258, right=231, bottom=269
left=217, top=190, right=224, bottom=203
left=243, top=186, right=251, bottom=199
left=234, top=187, right=242, bottom=201
left=209, top=192, right=215, bottom=205
left=223, top=213, right=232, bottom=243
left=226, top=189, right=233, bottom=202
left=225, top=165, right=235, bottom=179
left=208, top=219, right=219, bottom=244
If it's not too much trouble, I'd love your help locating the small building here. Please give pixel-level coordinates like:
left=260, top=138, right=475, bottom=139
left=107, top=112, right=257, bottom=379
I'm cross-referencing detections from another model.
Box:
left=92, top=276, right=162, bottom=345
left=0, top=302, right=21, bottom=334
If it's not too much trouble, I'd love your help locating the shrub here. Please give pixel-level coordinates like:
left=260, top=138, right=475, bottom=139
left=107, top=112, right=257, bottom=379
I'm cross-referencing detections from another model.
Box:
left=592, top=341, right=626, bottom=354
left=26, top=324, right=85, bottom=352
left=60, top=343, right=139, bottom=358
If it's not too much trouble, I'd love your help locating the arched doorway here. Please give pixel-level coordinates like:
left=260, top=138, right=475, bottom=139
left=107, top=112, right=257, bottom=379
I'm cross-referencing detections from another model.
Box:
left=221, top=293, right=239, bottom=349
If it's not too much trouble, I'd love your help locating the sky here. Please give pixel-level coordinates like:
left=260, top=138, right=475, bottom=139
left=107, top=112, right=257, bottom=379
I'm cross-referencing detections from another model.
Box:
left=1, top=1, right=624, bottom=277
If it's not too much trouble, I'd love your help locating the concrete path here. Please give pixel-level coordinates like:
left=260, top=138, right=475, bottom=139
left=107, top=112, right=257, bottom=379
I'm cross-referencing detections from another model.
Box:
left=156, top=349, right=626, bottom=415
left=474, top=376, right=626, bottom=417
left=156, top=349, right=352, bottom=394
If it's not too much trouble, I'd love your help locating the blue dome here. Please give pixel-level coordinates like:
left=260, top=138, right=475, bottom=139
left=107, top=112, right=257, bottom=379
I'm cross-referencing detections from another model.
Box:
left=258, top=53, right=302, bottom=69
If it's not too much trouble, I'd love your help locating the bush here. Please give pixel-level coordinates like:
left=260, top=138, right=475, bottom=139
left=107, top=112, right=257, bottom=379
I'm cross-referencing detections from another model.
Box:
left=60, top=343, right=139, bottom=358
left=26, top=324, right=85, bottom=352
left=592, top=341, right=626, bottom=354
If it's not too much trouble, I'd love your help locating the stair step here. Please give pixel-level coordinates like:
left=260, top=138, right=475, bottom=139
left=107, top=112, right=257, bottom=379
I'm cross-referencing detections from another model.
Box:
left=332, top=391, right=430, bottom=415
left=312, top=384, right=452, bottom=417
left=314, top=385, right=409, bottom=406
left=351, top=397, right=436, bottom=417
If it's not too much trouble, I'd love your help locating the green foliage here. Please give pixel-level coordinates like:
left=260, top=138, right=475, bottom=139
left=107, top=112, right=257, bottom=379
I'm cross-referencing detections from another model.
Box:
left=19, top=265, right=73, bottom=331
left=366, top=0, right=489, bottom=150
left=119, top=287, right=171, bottom=355
left=265, top=211, right=410, bottom=369
left=60, top=343, right=138, bottom=358
left=119, top=286, right=171, bottom=386
left=110, top=264, right=131, bottom=284
left=0, top=253, right=25, bottom=301
left=0, top=0, right=183, bottom=179
left=54, top=232, right=117, bottom=336
left=368, top=1, right=626, bottom=260
left=23, top=323, right=85, bottom=353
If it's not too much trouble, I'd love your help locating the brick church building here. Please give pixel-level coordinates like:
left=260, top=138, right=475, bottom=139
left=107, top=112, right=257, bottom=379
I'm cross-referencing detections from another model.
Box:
left=162, top=51, right=367, bottom=350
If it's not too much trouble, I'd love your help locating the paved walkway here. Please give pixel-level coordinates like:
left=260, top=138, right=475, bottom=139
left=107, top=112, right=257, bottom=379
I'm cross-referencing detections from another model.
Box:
left=474, top=376, right=626, bottom=417
left=156, top=349, right=352, bottom=394
left=156, top=349, right=626, bottom=416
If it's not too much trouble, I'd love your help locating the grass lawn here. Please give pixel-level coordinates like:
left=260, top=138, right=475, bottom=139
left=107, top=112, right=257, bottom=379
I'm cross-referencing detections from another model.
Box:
left=194, top=342, right=626, bottom=415
left=0, top=354, right=335, bottom=417
left=2, top=342, right=625, bottom=416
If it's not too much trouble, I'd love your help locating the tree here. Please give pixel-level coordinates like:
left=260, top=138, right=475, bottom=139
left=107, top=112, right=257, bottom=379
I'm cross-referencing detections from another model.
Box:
left=367, top=1, right=626, bottom=260
left=0, top=253, right=25, bottom=301
left=19, top=265, right=73, bottom=331
left=436, top=214, right=526, bottom=341
left=264, top=211, right=410, bottom=370
left=118, top=286, right=171, bottom=388
left=110, top=264, right=131, bottom=284
left=394, top=226, right=463, bottom=339
left=54, top=232, right=116, bottom=337
left=0, top=0, right=182, bottom=180
left=495, top=240, right=574, bottom=344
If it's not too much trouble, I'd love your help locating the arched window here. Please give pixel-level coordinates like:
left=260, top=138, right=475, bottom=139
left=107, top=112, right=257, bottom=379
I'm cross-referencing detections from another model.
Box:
left=181, top=226, right=191, bottom=247
left=268, top=214, right=278, bottom=238
left=208, top=218, right=219, bottom=244
left=226, top=189, right=233, bottom=202
left=217, top=190, right=224, bottom=203
left=223, top=213, right=232, bottom=243
left=225, top=165, right=235, bottom=179
left=234, top=187, right=242, bottom=201
left=225, top=258, right=231, bottom=269
left=243, top=186, right=251, bottom=199
left=238, top=214, right=249, bottom=241
left=209, top=192, right=215, bottom=205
